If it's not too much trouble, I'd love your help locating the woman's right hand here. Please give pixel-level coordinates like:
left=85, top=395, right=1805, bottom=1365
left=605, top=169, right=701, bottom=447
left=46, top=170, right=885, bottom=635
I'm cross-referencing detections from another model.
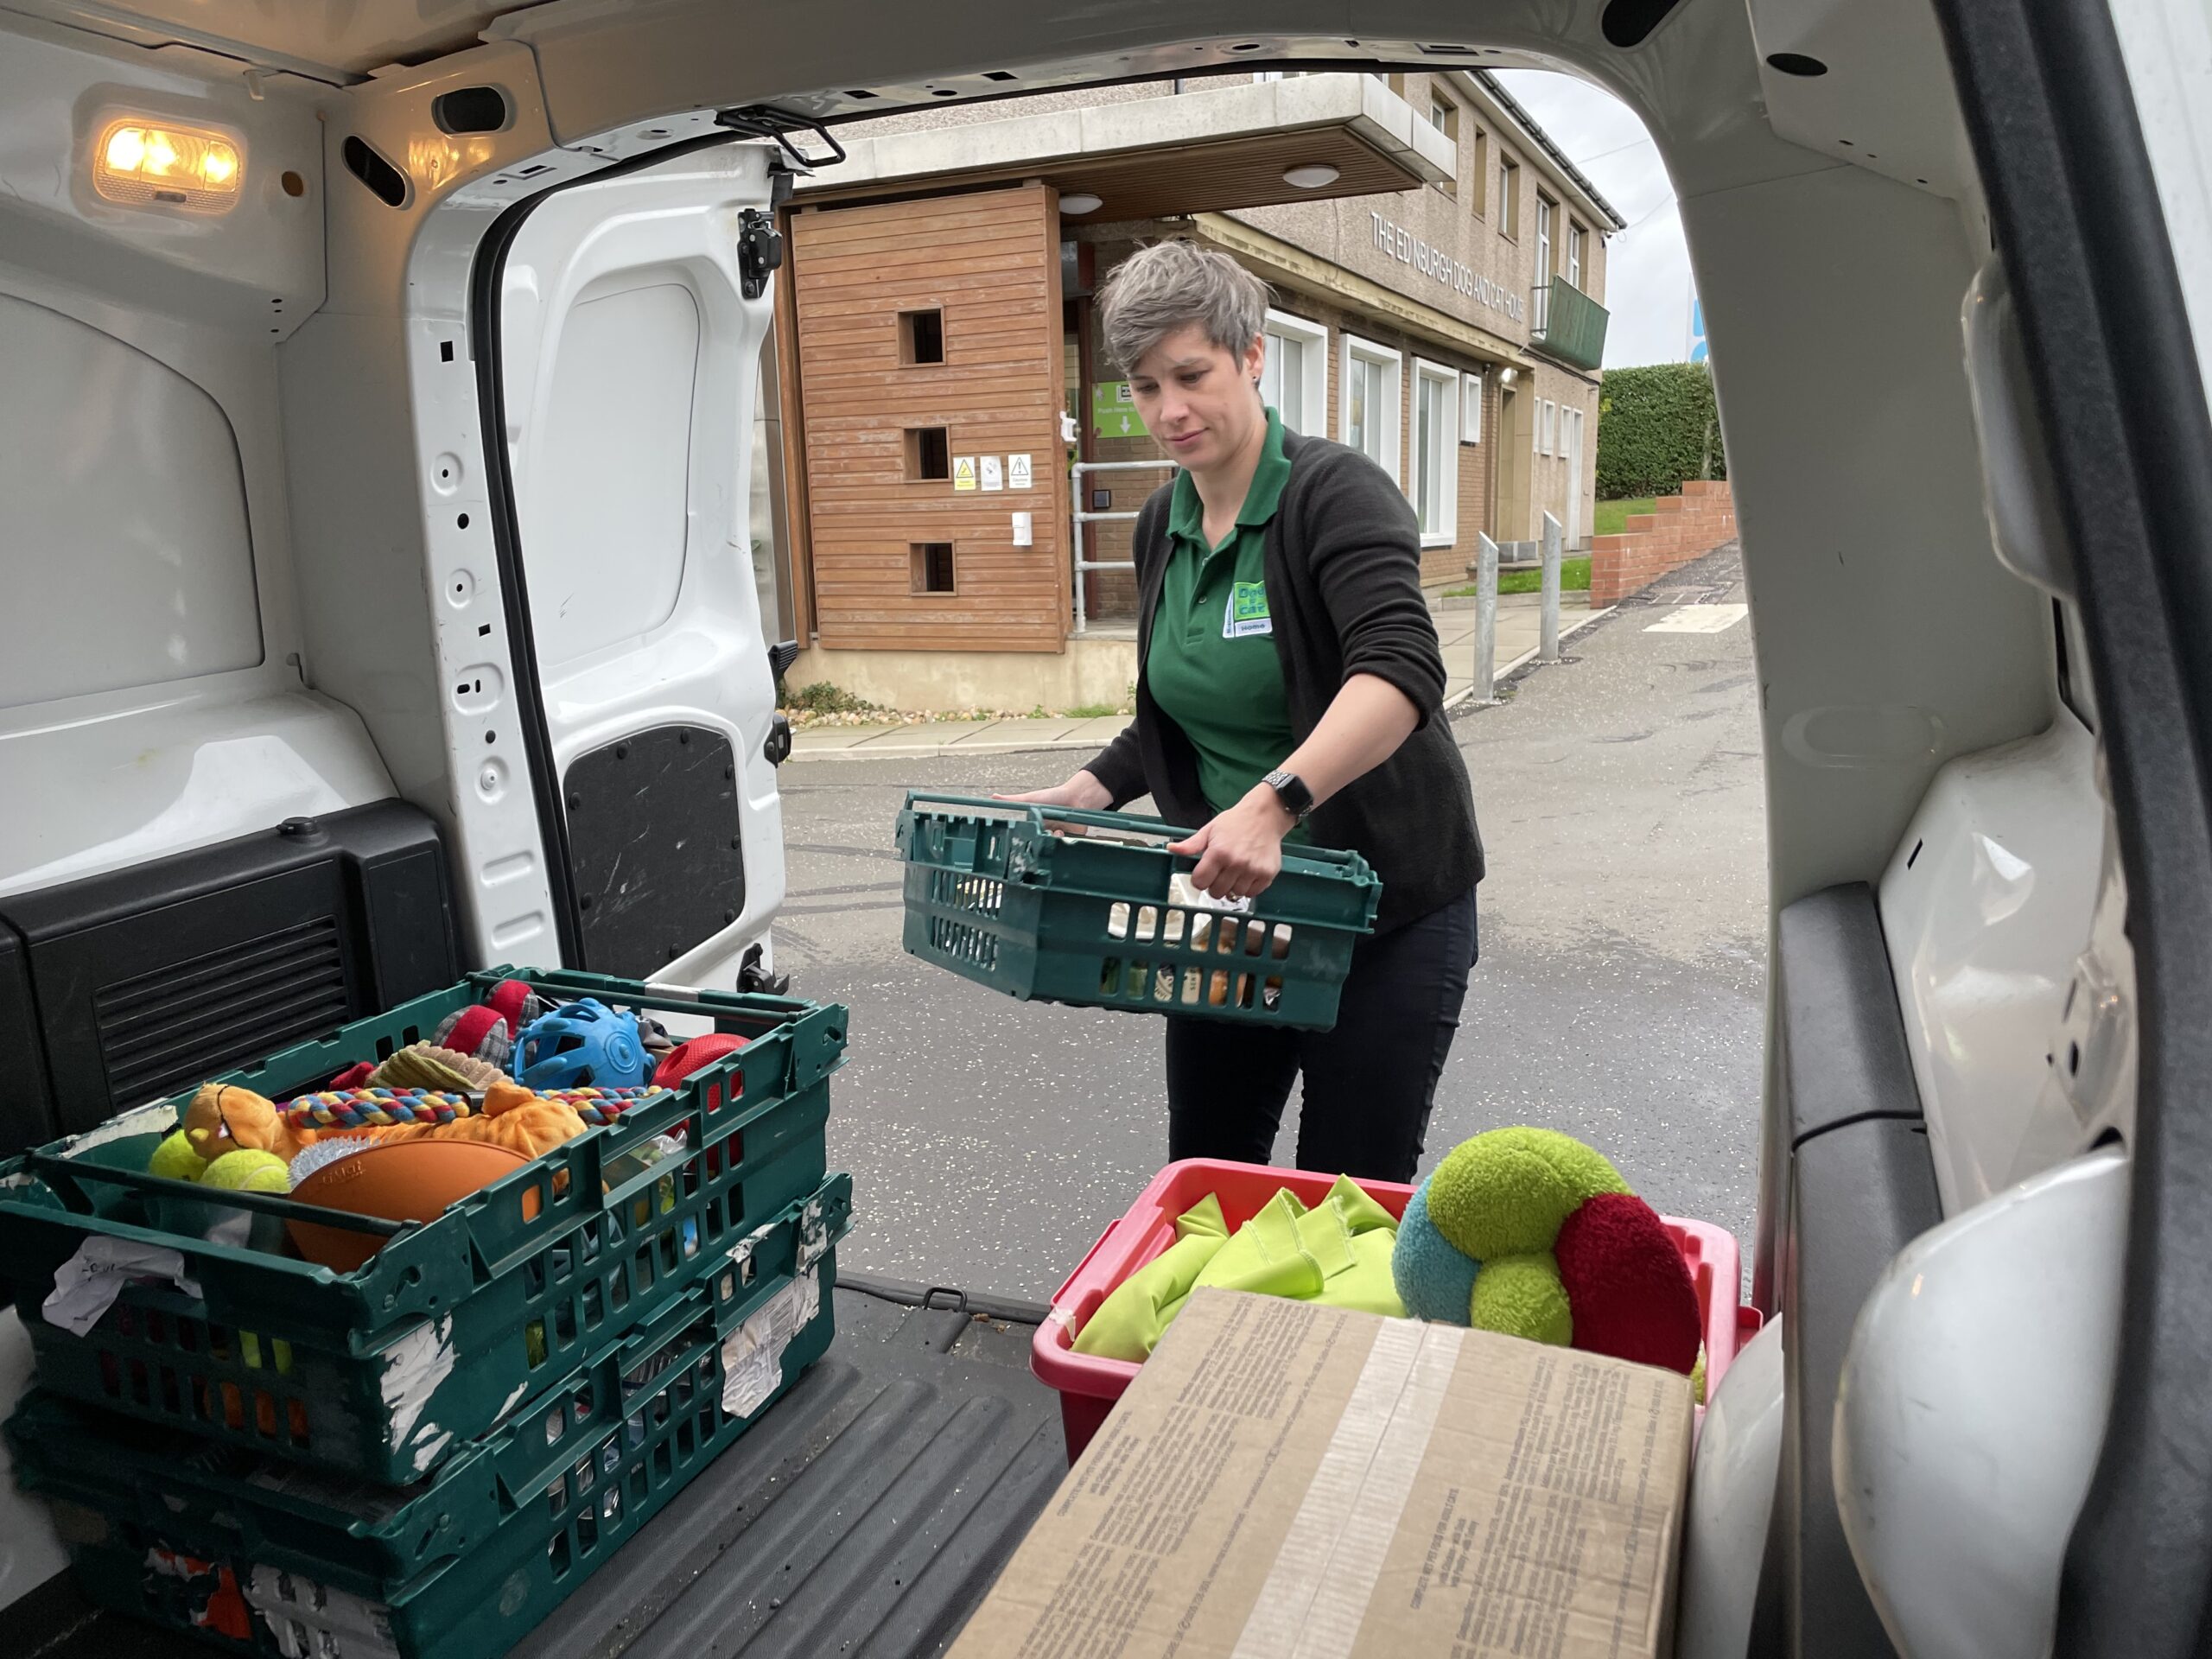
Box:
left=998, top=770, right=1113, bottom=810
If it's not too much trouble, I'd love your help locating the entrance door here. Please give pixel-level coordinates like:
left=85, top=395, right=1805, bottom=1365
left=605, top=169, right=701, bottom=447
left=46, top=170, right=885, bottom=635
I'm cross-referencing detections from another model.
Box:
left=788, top=185, right=1069, bottom=652
left=491, top=142, right=785, bottom=989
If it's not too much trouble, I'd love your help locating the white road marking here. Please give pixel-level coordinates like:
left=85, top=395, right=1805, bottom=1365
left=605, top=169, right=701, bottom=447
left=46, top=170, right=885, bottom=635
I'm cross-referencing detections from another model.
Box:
left=1645, top=603, right=1749, bottom=634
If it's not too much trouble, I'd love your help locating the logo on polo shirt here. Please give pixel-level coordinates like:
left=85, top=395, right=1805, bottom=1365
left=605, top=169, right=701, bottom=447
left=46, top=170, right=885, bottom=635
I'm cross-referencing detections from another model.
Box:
left=1224, top=582, right=1273, bottom=639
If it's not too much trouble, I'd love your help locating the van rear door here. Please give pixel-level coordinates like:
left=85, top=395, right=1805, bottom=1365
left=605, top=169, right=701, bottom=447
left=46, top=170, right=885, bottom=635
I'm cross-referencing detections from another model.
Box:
left=482, top=141, right=789, bottom=991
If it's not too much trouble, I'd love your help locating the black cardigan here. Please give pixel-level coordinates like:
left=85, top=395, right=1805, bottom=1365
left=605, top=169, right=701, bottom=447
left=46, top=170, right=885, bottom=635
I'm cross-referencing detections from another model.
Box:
left=1085, top=429, right=1484, bottom=933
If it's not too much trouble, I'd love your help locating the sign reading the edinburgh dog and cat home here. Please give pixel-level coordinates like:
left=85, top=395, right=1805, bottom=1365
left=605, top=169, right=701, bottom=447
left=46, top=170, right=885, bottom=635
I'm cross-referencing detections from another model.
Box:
left=1369, top=212, right=1526, bottom=323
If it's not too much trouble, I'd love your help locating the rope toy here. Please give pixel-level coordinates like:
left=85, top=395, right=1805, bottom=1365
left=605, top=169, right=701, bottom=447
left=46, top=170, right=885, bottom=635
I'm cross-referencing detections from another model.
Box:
left=280, top=1084, right=665, bottom=1132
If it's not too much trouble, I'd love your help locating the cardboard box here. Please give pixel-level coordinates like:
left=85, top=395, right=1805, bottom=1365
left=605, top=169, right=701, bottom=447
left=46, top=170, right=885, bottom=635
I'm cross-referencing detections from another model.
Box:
left=957, top=1287, right=1691, bottom=1658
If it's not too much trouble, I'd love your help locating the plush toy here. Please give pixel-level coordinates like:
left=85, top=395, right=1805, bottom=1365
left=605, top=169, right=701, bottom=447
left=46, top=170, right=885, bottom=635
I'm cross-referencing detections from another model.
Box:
left=296, top=1079, right=601, bottom=1161
left=515, top=999, right=652, bottom=1090
left=1392, top=1127, right=1701, bottom=1376
left=431, top=979, right=545, bottom=1070
left=181, top=1082, right=319, bottom=1166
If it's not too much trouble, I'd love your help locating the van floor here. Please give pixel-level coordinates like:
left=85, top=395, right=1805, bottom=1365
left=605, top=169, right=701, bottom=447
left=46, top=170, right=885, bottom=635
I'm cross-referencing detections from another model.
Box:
left=18, top=1281, right=1065, bottom=1658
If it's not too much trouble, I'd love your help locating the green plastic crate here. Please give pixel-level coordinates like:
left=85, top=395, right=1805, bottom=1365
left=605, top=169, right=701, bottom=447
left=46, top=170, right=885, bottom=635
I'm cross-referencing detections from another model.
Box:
left=12, top=1175, right=848, bottom=1659
left=895, top=793, right=1382, bottom=1030
left=0, top=966, right=847, bottom=1483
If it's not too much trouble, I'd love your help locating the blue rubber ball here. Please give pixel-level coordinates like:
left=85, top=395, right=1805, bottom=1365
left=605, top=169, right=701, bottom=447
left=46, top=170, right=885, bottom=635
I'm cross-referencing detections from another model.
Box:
left=514, top=998, right=652, bottom=1090
left=1393, top=1177, right=1483, bottom=1324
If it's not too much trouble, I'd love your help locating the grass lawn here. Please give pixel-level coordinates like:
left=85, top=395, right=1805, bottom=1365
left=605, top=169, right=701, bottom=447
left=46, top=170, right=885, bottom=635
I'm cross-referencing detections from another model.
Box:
left=1594, top=496, right=1657, bottom=537
left=1446, top=556, right=1592, bottom=599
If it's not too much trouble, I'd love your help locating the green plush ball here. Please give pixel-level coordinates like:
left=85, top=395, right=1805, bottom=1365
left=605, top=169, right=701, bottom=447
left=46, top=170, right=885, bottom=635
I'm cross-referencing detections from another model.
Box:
left=200, top=1149, right=289, bottom=1194
left=1427, top=1127, right=1631, bottom=1261
left=1691, top=1348, right=1708, bottom=1408
left=148, top=1130, right=208, bottom=1184
left=1468, top=1252, right=1574, bottom=1348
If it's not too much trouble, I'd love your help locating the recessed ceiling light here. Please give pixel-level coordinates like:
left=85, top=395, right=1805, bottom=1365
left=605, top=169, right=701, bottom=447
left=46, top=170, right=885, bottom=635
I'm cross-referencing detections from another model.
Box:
left=1283, top=164, right=1340, bottom=189
left=1061, top=192, right=1103, bottom=214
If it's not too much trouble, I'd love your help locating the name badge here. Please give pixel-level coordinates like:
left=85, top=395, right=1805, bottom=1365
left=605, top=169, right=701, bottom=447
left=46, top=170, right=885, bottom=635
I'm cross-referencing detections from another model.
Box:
left=1224, top=581, right=1273, bottom=639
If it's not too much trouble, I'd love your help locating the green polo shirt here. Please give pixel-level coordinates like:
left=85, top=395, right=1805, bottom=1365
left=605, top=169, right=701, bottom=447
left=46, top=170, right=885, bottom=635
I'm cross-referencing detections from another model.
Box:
left=1147, top=407, right=1305, bottom=837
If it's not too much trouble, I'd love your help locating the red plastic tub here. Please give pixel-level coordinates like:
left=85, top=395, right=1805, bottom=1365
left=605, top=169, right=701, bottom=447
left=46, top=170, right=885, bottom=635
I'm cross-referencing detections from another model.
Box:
left=1033, top=1157, right=1751, bottom=1463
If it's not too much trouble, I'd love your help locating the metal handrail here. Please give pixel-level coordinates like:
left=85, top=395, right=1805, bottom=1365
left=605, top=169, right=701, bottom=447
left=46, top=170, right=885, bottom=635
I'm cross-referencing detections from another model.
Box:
left=1071, top=458, right=1178, bottom=634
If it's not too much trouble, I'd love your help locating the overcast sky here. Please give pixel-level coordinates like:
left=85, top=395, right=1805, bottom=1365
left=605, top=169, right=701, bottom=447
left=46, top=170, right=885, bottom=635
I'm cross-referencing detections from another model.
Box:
left=1494, top=70, right=1692, bottom=370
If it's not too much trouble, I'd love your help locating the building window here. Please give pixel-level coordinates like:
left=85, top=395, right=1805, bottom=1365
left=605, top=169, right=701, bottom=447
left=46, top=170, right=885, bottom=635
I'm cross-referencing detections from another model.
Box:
left=905, top=426, right=950, bottom=480
left=1535, top=195, right=1555, bottom=330
left=1497, top=156, right=1521, bottom=239
left=1536, top=399, right=1554, bottom=457
left=1567, top=223, right=1586, bottom=291
left=1413, top=359, right=1460, bottom=545
left=1261, top=308, right=1328, bottom=436
left=911, top=542, right=955, bottom=594
left=1339, top=334, right=1402, bottom=478
left=899, top=308, right=944, bottom=365
left=1461, top=371, right=1484, bottom=444
left=1430, top=96, right=1459, bottom=198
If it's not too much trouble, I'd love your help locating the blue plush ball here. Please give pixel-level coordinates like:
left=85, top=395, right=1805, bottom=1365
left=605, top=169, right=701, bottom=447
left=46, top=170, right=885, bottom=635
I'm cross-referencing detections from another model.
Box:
left=1393, top=1178, right=1482, bottom=1324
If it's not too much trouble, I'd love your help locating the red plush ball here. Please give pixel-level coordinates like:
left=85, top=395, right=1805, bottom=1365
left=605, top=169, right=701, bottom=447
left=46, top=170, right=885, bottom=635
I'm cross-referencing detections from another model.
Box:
left=654, top=1033, right=748, bottom=1088
left=1554, top=1192, right=1701, bottom=1375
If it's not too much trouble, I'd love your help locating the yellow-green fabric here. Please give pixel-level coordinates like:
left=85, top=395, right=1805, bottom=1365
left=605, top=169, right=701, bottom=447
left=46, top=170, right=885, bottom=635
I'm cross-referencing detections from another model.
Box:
left=1071, top=1176, right=1403, bottom=1363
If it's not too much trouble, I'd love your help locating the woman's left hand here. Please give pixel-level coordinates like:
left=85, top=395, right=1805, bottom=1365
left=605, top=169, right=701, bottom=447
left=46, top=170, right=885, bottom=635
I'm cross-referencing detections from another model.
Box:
left=1169, top=787, right=1294, bottom=903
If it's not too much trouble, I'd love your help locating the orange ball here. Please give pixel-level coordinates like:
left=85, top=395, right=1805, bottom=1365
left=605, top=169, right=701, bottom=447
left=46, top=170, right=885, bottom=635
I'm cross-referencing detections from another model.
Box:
left=287, top=1139, right=530, bottom=1273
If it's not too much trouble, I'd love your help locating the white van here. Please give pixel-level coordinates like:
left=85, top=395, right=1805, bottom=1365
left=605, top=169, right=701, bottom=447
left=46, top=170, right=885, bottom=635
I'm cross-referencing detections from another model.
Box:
left=0, top=3, right=2202, bottom=1656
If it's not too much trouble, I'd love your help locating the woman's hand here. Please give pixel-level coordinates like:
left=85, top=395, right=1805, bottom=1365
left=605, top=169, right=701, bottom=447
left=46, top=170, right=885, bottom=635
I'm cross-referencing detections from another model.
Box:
left=1170, top=786, right=1295, bottom=902
left=998, top=770, right=1113, bottom=810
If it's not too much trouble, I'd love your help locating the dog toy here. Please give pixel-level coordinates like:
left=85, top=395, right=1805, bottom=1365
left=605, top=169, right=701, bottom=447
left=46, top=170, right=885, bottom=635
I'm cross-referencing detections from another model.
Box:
left=432, top=978, right=546, bottom=1069
left=277, top=1084, right=659, bottom=1133
left=149, top=1131, right=209, bottom=1184
left=1391, top=1127, right=1701, bottom=1376
left=515, top=999, right=653, bottom=1090
left=653, top=1033, right=748, bottom=1089
left=296, top=1079, right=621, bottom=1161
left=181, top=1082, right=319, bottom=1166
left=200, top=1149, right=290, bottom=1194
left=368, top=1042, right=505, bottom=1092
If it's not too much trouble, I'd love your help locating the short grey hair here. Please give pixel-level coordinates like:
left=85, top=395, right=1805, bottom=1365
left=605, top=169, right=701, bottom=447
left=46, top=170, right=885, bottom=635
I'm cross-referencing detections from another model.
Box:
left=1097, top=239, right=1270, bottom=374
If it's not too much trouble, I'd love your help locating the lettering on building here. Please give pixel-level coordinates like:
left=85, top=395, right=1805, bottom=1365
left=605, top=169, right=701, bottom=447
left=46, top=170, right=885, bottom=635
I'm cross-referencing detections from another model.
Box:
left=1370, top=213, right=1525, bottom=323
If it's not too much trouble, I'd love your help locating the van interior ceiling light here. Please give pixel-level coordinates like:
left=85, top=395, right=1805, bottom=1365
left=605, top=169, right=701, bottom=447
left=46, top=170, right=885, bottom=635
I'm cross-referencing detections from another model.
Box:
left=93, top=119, right=242, bottom=211
left=1283, top=163, right=1339, bottom=188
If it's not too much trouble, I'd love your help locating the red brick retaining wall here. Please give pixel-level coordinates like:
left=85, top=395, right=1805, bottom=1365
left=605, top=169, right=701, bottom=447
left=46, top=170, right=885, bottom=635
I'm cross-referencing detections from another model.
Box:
left=1588, top=481, right=1737, bottom=607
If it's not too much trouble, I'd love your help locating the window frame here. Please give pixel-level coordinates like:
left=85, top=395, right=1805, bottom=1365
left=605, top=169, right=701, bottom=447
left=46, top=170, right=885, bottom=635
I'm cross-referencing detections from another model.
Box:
left=1461, top=371, right=1484, bottom=445
left=1429, top=94, right=1460, bottom=198
left=1338, top=333, right=1404, bottom=480
left=1497, top=155, right=1521, bottom=240
left=1413, top=358, right=1462, bottom=547
left=1567, top=222, right=1586, bottom=290
left=1261, top=307, right=1329, bottom=437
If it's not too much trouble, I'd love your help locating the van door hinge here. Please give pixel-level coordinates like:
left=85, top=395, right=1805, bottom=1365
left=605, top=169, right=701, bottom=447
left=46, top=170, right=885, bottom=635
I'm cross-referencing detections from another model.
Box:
left=738, top=209, right=783, bottom=301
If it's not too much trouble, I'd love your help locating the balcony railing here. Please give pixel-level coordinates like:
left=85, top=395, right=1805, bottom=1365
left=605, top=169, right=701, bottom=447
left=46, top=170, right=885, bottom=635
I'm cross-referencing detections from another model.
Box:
left=1532, top=276, right=1608, bottom=372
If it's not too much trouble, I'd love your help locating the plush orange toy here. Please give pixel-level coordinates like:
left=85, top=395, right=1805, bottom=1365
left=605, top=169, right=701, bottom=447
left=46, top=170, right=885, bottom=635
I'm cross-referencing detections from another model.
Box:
left=321, top=1079, right=591, bottom=1160
left=181, top=1083, right=320, bottom=1166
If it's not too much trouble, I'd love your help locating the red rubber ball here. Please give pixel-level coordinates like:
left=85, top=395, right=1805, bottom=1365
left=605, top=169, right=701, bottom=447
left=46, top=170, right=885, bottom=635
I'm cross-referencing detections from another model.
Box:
left=653, top=1033, right=748, bottom=1089
left=1554, top=1192, right=1701, bottom=1375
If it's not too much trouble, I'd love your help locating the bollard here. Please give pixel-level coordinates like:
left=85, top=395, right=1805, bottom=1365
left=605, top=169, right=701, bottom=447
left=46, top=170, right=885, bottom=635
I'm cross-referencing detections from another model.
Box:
left=1473, top=533, right=1500, bottom=703
left=1540, top=511, right=1563, bottom=663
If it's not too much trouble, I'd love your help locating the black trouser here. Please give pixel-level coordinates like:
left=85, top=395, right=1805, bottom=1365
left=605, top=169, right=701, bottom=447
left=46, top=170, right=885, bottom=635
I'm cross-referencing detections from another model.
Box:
left=1163, top=885, right=1479, bottom=1184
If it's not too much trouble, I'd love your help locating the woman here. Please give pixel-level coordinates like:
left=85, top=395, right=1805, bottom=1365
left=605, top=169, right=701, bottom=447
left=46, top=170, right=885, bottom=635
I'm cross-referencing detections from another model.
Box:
left=1014, top=238, right=1484, bottom=1184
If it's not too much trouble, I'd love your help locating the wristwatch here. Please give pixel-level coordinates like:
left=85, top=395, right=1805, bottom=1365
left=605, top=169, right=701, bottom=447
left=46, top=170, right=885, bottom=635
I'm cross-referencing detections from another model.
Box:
left=1262, top=768, right=1315, bottom=823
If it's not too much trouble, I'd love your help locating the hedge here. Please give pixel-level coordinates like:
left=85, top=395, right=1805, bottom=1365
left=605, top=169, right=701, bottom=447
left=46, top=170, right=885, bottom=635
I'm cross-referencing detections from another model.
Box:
left=1594, top=363, right=1728, bottom=500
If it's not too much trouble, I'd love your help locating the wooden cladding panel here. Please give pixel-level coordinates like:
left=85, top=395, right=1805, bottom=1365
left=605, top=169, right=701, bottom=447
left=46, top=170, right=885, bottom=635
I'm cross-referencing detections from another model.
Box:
left=791, top=187, right=1067, bottom=654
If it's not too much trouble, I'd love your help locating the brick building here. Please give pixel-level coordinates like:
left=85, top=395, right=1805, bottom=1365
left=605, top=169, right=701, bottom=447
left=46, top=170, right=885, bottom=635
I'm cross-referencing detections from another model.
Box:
left=763, top=70, right=1620, bottom=711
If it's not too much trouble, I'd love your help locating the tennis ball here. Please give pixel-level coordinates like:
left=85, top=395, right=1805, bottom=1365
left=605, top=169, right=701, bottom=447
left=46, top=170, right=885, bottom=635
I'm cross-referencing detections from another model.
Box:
left=1467, top=1252, right=1573, bottom=1348
left=149, top=1130, right=208, bottom=1184
left=200, top=1149, right=290, bottom=1194
left=1426, top=1127, right=1630, bottom=1262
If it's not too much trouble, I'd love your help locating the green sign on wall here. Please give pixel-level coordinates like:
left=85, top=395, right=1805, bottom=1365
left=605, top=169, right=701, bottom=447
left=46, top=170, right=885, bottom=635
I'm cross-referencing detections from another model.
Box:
left=1092, top=379, right=1143, bottom=440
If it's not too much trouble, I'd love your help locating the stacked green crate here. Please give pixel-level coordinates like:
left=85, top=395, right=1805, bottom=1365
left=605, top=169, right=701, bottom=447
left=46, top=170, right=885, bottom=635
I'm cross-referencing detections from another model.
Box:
left=0, top=967, right=852, bottom=1656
